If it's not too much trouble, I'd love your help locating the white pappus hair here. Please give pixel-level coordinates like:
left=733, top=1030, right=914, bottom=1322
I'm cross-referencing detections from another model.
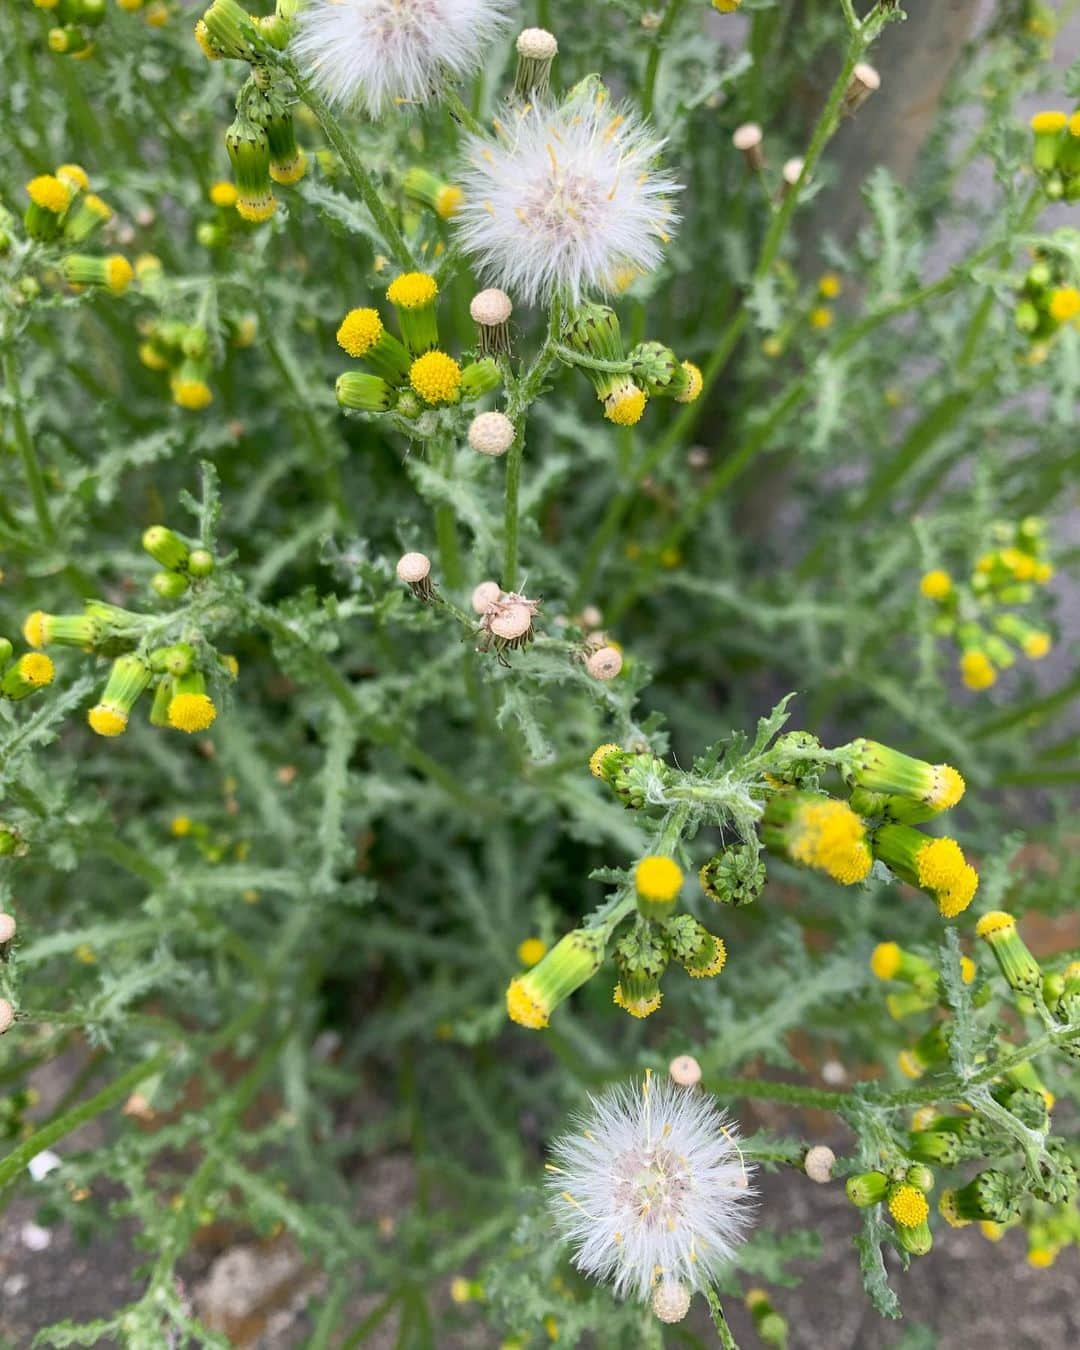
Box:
left=545, top=1074, right=755, bottom=1303
left=453, top=91, right=681, bottom=305
left=291, top=0, right=513, bottom=117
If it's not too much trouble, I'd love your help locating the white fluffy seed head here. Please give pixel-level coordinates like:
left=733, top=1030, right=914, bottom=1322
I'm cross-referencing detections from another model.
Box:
left=0, top=914, right=14, bottom=944
left=292, top=0, right=513, bottom=116
left=516, top=26, right=557, bottom=59
left=652, top=1279, right=692, bottom=1324
left=668, top=1055, right=702, bottom=1087
left=732, top=122, right=763, bottom=150
left=469, top=287, right=513, bottom=326
left=547, top=1075, right=755, bottom=1302
left=0, top=999, right=12, bottom=1035
left=586, top=646, right=623, bottom=681
left=490, top=603, right=533, bottom=639
left=782, top=156, right=805, bottom=186
left=804, top=1145, right=836, bottom=1184
left=396, top=551, right=431, bottom=583
left=455, top=90, right=680, bottom=305
left=471, top=580, right=502, bottom=614
left=468, top=410, right=515, bottom=456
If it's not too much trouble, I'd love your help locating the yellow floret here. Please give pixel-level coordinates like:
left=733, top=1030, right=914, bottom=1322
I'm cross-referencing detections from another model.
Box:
left=634, top=855, right=684, bottom=903
left=960, top=955, right=976, bottom=984
left=676, top=361, right=703, bottom=404
left=171, top=379, right=213, bottom=411
left=194, top=21, right=219, bottom=59
left=960, top=650, right=996, bottom=690
left=88, top=704, right=128, bottom=737
left=269, top=153, right=307, bottom=186
left=809, top=306, right=833, bottom=329
left=916, top=838, right=978, bottom=916
left=209, top=180, right=238, bottom=207
left=1023, top=632, right=1051, bottom=660
left=56, top=163, right=89, bottom=191
left=1049, top=287, right=1080, bottom=323
left=516, top=937, right=547, bottom=967
left=170, top=815, right=193, bottom=837
left=928, top=764, right=965, bottom=810
left=506, top=976, right=548, bottom=1028
left=898, top=1049, right=923, bottom=1080
left=613, top=984, right=663, bottom=1018
left=919, top=569, right=952, bottom=601
left=236, top=195, right=277, bottom=223
left=818, top=273, right=842, bottom=299
left=688, top=938, right=727, bottom=978
left=387, top=271, right=438, bottom=309
left=167, top=692, right=217, bottom=733
left=791, top=799, right=872, bottom=884
left=435, top=185, right=464, bottom=219
left=1030, top=111, right=1067, bottom=133
left=26, top=174, right=71, bottom=214
left=888, top=1184, right=929, bottom=1228
left=17, top=653, right=54, bottom=686
left=975, top=910, right=1015, bottom=939
left=105, top=256, right=134, bottom=295
left=589, top=742, right=620, bottom=778
left=604, top=384, right=647, bottom=425
left=409, top=350, right=461, bottom=405
left=23, top=611, right=48, bottom=649
left=870, top=941, right=901, bottom=981
left=336, top=307, right=384, bottom=357
left=1034, top=561, right=1054, bottom=584
left=1027, top=1247, right=1057, bottom=1269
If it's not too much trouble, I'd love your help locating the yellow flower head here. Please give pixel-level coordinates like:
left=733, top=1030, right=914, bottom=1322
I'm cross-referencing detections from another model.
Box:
left=56, top=163, right=89, bottom=191
left=1027, top=1247, right=1057, bottom=1269
left=336, top=307, right=384, bottom=357
left=915, top=838, right=978, bottom=917
left=1030, top=111, right=1067, bottom=134
left=809, top=306, right=833, bottom=330
left=928, top=764, right=965, bottom=811
left=818, top=273, right=842, bottom=299
left=919, top=569, right=952, bottom=601
left=23, top=611, right=48, bottom=649
left=387, top=271, right=438, bottom=309
left=888, top=1184, right=929, bottom=1228
left=435, top=185, right=464, bottom=219
left=104, top=256, right=134, bottom=295
left=979, top=1220, right=1006, bottom=1242
left=675, top=361, right=703, bottom=404
left=171, top=379, right=214, bottom=411
left=410, top=350, right=461, bottom=404
left=170, top=815, right=193, bottom=837
left=167, top=692, right=217, bottom=733
left=688, top=937, right=727, bottom=979
left=897, top=1049, right=923, bottom=1080
left=1049, top=287, right=1080, bottom=323
left=516, top=937, right=547, bottom=967
left=974, top=910, right=1015, bottom=939
left=613, top=982, right=663, bottom=1018
left=506, top=976, right=548, bottom=1028
left=634, top=855, right=684, bottom=904
left=209, top=180, right=238, bottom=207
left=870, top=941, right=901, bottom=981
left=960, top=955, right=976, bottom=984
left=790, top=799, right=872, bottom=885
left=88, top=703, right=128, bottom=737
left=604, top=383, right=647, bottom=425
left=712, top=0, right=742, bottom=10
left=589, top=743, right=620, bottom=778
left=236, top=195, right=277, bottom=223
left=17, top=653, right=54, bottom=687
left=1023, top=632, right=1051, bottom=660
left=960, top=650, right=996, bottom=690
left=26, top=174, right=71, bottom=214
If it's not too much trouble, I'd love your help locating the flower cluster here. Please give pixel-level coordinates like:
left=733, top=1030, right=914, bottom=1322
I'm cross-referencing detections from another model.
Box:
left=335, top=272, right=500, bottom=416
left=919, top=517, right=1054, bottom=691
left=20, top=164, right=133, bottom=300
left=1013, top=231, right=1080, bottom=347
left=30, top=0, right=107, bottom=59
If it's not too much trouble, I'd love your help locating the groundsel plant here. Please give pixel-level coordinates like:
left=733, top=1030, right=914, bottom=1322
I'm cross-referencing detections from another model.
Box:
left=2, top=0, right=1080, bottom=1344
left=547, top=1072, right=753, bottom=1319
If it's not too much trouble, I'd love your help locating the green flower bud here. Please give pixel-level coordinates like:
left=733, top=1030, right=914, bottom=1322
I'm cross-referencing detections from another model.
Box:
left=698, top=845, right=766, bottom=907
left=225, top=112, right=276, bottom=224
left=1, top=653, right=55, bottom=701
left=975, top=912, right=1042, bottom=995
left=148, top=676, right=173, bottom=727
left=506, top=928, right=606, bottom=1028
left=385, top=272, right=440, bottom=356
left=402, top=167, right=464, bottom=221
left=745, top=1289, right=787, bottom=1348
left=188, top=549, right=215, bottom=578
left=1030, top=111, right=1067, bottom=174
left=61, top=192, right=112, bottom=244
left=199, top=0, right=261, bottom=60
left=265, top=95, right=306, bottom=186
left=0, top=639, right=12, bottom=668
left=940, top=1171, right=1021, bottom=1227
left=152, top=571, right=189, bottom=600
left=847, top=739, right=965, bottom=816
left=149, top=644, right=195, bottom=677
left=846, top=1171, right=889, bottom=1207
left=142, top=525, right=190, bottom=571
left=336, top=372, right=395, bottom=413
left=460, top=358, right=502, bottom=401
left=895, top=1219, right=932, bottom=1256
left=905, top=1163, right=935, bottom=1194
left=906, top=1124, right=963, bottom=1166
left=629, top=341, right=679, bottom=396
left=88, top=655, right=152, bottom=737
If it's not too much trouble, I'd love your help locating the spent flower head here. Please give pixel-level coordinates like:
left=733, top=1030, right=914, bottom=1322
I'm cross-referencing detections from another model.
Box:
left=455, top=85, right=680, bottom=304
left=292, top=0, right=513, bottom=117
left=547, top=1073, right=754, bottom=1302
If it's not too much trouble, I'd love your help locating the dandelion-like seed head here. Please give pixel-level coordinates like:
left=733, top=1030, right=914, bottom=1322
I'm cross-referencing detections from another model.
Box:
left=292, top=0, right=513, bottom=116
left=547, top=1074, right=754, bottom=1302
left=455, top=94, right=680, bottom=305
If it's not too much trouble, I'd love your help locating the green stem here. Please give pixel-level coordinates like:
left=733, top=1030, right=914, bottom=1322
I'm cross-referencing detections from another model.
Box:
left=432, top=435, right=464, bottom=591
left=3, top=346, right=56, bottom=545
left=0, top=1048, right=173, bottom=1192
left=289, top=68, right=418, bottom=271
left=441, top=86, right=485, bottom=138
left=641, top=0, right=687, bottom=121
